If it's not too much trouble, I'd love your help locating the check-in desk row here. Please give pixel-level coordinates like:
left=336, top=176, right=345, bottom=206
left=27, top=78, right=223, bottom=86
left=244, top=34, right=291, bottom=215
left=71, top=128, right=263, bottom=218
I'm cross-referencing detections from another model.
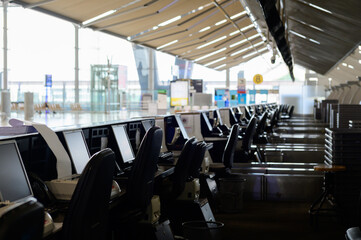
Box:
left=0, top=114, right=218, bottom=240
left=0, top=103, right=326, bottom=239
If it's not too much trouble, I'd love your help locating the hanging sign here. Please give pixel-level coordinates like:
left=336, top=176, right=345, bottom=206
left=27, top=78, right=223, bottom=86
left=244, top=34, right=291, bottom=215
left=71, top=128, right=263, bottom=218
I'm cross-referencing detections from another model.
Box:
left=253, top=74, right=263, bottom=85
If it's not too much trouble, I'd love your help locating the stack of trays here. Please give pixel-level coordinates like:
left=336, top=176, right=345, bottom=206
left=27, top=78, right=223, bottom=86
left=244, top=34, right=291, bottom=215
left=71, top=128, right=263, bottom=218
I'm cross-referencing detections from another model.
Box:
left=349, top=120, right=361, bottom=128
left=324, top=128, right=361, bottom=225
left=324, top=128, right=361, bottom=165
left=337, top=104, right=361, bottom=128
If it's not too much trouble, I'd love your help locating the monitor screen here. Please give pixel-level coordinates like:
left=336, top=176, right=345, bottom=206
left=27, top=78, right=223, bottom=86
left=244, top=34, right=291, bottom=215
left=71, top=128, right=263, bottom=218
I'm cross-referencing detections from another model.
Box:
left=201, top=112, right=212, bottom=131
left=215, top=109, right=223, bottom=125
left=0, top=141, right=32, bottom=202
left=175, top=115, right=189, bottom=139
left=63, top=130, right=90, bottom=174
left=111, top=124, right=135, bottom=164
left=229, top=108, right=238, bottom=123
left=219, top=109, right=230, bottom=127
left=142, top=120, right=153, bottom=132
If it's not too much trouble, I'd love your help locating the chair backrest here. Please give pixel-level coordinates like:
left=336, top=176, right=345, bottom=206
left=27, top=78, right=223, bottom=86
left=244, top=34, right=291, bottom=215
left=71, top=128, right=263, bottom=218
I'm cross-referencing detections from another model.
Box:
left=222, top=124, right=240, bottom=170
left=255, top=112, right=268, bottom=136
left=0, top=199, right=44, bottom=240
left=127, top=126, right=163, bottom=210
left=245, top=106, right=252, bottom=120
left=188, top=141, right=207, bottom=179
left=242, top=117, right=257, bottom=152
left=269, top=108, right=279, bottom=129
left=288, top=106, right=294, bottom=118
left=62, top=148, right=116, bottom=240
left=171, top=137, right=197, bottom=199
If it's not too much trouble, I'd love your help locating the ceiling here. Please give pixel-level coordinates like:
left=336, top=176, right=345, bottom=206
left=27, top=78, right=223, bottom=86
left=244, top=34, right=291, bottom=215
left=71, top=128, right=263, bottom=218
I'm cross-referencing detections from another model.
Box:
left=9, top=0, right=361, bottom=77
left=244, top=0, right=361, bottom=76
left=11, top=0, right=268, bottom=71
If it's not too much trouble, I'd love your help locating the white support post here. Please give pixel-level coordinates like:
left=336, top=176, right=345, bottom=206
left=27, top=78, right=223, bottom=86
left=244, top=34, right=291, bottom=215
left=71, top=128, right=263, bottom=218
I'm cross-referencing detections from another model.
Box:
left=74, top=24, right=79, bottom=103
left=3, top=0, right=8, bottom=90
left=226, top=68, right=230, bottom=89
left=148, top=48, right=154, bottom=92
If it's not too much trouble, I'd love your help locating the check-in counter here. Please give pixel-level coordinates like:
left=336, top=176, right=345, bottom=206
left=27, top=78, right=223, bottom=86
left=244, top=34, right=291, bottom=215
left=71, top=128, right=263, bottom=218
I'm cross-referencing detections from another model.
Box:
left=274, top=126, right=325, bottom=134
left=269, top=133, right=325, bottom=144
left=264, top=174, right=322, bottom=201
left=261, top=149, right=324, bottom=163
left=233, top=172, right=322, bottom=202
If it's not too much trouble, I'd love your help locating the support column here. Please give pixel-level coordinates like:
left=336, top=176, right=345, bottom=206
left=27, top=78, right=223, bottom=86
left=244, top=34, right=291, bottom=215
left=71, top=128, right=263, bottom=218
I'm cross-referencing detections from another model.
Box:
left=3, top=0, right=8, bottom=90
left=148, top=48, right=154, bottom=92
left=74, top=24, right=79, bottom=103
left=226, top=68, right=230, bottom=89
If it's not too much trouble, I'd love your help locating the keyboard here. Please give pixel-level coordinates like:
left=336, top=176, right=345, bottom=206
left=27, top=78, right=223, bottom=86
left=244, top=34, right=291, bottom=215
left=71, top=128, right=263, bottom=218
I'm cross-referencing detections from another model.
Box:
left=158, top=152, right=174, bottom=165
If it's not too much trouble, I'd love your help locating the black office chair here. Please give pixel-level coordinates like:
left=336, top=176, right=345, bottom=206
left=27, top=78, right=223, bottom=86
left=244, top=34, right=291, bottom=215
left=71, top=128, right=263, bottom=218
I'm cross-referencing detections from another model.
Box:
left=266, top=108, right=279, bottom=132
left=188, top=141, right=207, bottom=179
left=345, top=189, right=361, bottom=239
left=169, top=137, right=197, bottom=201
left=235, top=116, right=257, bottom=162
left=61, top=148, right=116, bottom=240
left=126, top=126, right=163, bottom=210
left=0, top=198, right=44, bottom=240
left=253, top=112, right=268, bottom=144
left=209, top=124, right=239, bottom=177
left=281, top=105, right=294, bottom=119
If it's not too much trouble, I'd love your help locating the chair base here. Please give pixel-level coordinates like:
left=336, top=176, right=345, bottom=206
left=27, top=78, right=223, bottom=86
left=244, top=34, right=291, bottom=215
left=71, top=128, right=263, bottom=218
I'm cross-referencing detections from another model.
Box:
left=164, top=198, right=215, bottom=236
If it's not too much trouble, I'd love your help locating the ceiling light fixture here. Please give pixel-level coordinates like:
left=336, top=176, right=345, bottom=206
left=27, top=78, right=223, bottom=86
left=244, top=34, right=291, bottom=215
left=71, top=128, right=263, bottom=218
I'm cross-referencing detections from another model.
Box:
left=157, top=40, right=178, bottom=50
left=242, top=47, right=267, bottom=59
left=158, top=15, right=181, bottom=27
left=195, top=48, right=227, bottom=62
left=215, top=64, right=226, bottom=70
left=199, top=26, right=211, bottom=32
left=308, top=3, right=332, bottom=14
left=82, top=10, right=116, bottom=25
left=197, top=36, right=227, bottom=49
left=215, top=19, right=227, bottom=26
left=309, top=38, right=320, bottom=45
left=204, top=57, right=227, bottom=67
left=289, top=30, right=307, bottom=39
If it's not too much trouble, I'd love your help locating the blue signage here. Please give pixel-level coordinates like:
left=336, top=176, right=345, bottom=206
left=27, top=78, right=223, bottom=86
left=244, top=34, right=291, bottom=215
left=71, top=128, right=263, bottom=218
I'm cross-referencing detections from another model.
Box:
left=45, top=74, right=52, bottom=87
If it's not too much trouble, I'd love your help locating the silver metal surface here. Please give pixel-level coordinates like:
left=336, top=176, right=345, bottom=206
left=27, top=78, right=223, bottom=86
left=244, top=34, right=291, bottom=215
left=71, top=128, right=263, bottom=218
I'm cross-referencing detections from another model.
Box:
left=264, top=150, right=324, bottom=163
left=237, top=173, right=263, bottom=201
left=265, top=174, right=323, bottom=201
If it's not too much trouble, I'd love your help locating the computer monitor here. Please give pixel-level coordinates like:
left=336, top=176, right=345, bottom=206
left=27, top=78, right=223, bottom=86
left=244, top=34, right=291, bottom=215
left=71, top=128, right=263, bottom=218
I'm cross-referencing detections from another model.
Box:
left=219, top=108, right=231, bottom=127
left=215, top=109, right=224, bottom=125
left=201, top=112, right=212, bottom=132
left=0, top=141, right=33, bottom=202
left=141, top=120, right=153, bottom=132
left=111, top=124, right=135, bottom=167
left=229, top=108, right=238, bottom=124
left=63, top=129, right=91, bottom=174
left=175, top=115, right=189, bottom=139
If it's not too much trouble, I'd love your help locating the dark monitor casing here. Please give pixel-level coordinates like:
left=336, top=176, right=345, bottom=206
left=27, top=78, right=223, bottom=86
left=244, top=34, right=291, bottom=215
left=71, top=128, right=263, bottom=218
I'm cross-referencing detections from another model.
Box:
left=164, top=115, right=189, bottom=151
left=0, top=140, right=33, bottom=202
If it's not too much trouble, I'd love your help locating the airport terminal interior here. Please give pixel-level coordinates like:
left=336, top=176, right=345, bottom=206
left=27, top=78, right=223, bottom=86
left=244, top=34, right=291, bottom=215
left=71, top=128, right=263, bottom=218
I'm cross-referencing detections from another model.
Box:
left=1, top=0, right=361, bottom=239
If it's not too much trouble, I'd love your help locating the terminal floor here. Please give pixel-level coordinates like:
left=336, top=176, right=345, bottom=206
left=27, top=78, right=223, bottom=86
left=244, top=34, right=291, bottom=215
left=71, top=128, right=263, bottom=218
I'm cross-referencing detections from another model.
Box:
left=215, top=201, right=345, bottom=240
